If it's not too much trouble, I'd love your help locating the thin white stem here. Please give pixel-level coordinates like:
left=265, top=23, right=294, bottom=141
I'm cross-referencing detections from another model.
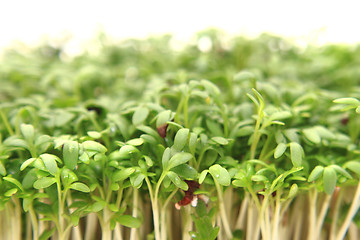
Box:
left=217, top=215, right=224, bottom=240
left=307, top=189, right=318, bottom=240
left=259, top=195, right=270, bottom=240
left=235, top=193, right=249, bottom=229
left=272, top=193, right=281, bottom=240
left=214, top=180, right=233, bottom=239
left=292, top=198, right=303, bottom=240
left=113, top=224, right=123, bottom=240
left=314, top=194, right=332, bottom=239
left=330, top=191, right=344, bottom=240
left=181, top=206, right=192, bottom=240
left=336, top=182, right=360, bottom=240
left=246, top=200, right=254, bottom=240
left=161, top=189, right=178, bottom=240
left=130, top=188, right=139, bottom=240
left=84, top=213, right=98, bottom=240
left=349, top=222, right=359, bottom=240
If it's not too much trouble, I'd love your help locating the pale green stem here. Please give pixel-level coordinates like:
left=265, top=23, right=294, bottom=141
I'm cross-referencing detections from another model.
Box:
left=145, top=172, right=166, bottom=240
left=13, top=198, right=22, bottom=240
left=330, top=191, right=344, bottom=240
left=67, top=194, right=82, bottom=240
left=259, top=195, right=270, bottom=240
left=130, top=188, right=139, bottom=240
left=28, top=203, right=39, bottom=240
left=0, top=109, right=14, bottom=135
left=250, top=113, right=263, bottom=159
left=56, top=177, right=65, bottom=240
left=336, top=182, right=360, bottom=240
left=214, top=180, right=233, bottom=239
left=307, top=189, right=318, bottom=240
left=272, top=193, right=281, bottom=240
left=161, top=188, right=178, bottom=240
left=84, top=213, right=98, bottom=240
left=235, top=193, right=249, bottom=230
left=183, top=94, right=190, bottom=128
left=181, top=206, right=192, bottom=240
left=314, top=194, right=332, bottom=240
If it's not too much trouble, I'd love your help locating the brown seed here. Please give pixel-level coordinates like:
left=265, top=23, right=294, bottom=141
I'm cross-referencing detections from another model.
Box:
left=157, top=124, right=168, bottom=138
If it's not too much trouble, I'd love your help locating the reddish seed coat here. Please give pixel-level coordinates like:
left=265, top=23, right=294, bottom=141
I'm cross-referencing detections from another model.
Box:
left=341, top=117, right=349, bottom=125
left=157, top=124, right=168, bottom=138
left=176, top=180, right=200, bottom=208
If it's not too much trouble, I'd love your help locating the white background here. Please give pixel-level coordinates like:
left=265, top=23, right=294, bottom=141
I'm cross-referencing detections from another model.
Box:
left=1, top=0, right=360, bottom=53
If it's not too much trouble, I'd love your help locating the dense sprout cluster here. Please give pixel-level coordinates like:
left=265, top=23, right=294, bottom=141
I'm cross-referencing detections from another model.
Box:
left=0, top=30, right=359, bottom=240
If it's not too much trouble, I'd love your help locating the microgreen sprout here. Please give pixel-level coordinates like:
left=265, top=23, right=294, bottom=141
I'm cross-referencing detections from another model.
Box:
left=0, top=30, right=359, bottom=240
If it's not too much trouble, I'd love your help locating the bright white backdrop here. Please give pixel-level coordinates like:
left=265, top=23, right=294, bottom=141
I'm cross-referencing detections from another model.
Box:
left=1, top=0, right=360, bottom=52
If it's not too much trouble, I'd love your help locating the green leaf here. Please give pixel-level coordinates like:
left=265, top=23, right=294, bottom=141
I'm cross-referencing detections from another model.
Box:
left=274, top=143, right=287, bottom=159
left=79, top=152, right=90, bottom=164
left=143, top=155, right=153, bottom=167
left=4, top=188, right=18, bottom=197
left=119, top=145, right=138, bottom=158
left=210, top=136, right=229, bottom=145
left=167, top=152, right=193, bottom=170
left=323, top=167, right=337, bottom=195
left=156, top=110, right=172, bottom=127
left=23, top=198, right=31, bottom=212
left=287, top=184, right=298, bottom=199
left=70, top=182, right=90, bottom=193
left=330, top=165, right=352, bottom=179
left=4, top=137, right=28, bottom=149
left=0, top=161, right=6, bottom=176
left=270, top=111, right=292, bottom=120
left=39, top=228, right=56, bottom=240
left=126, top=138, right=144, bottom=146
left=87, top=131, right=102, bottom=139
left=34, top=177, right=56, bottom=189
left=195, top=200, right=208, bottom=217
left=344, top=161, right=360, bottom=175
left=290, top=142, right=303, bottom=167
left=303, top=128, right=321, bottom=144
left=91, top=201, right=106, bottom=212
left=173, top=128, right=190, bottom=151
left=137, top=125, right=161, bottom=139
left=308, top=166, right=324, bottom=182
left=108, top=203, right=119, bottom=212
left=333, top=97, right=360, bottom=105
left=63, top=141, right=79, bottom=170
left=22, top=169, right=38, bottom=189
left=132, top=107, right=149, bottom=126
left=232, top=179, right=247, bottom=187
left=172, top=164, right=198, bottom=179
left=20, top=123, right=35, bottom=141
left=40, top=154, right=59, bottom=176
left=201, top=79, right=220, bottom=96
left=112, top=168, right=135, bottom=182
left=167, top=171, right=188, bottom=190
left=162, top=147, right=171, bottom=169
left=209, top=164, right=230, bottom=186
left=206, top=120, right=223, bottom=137
left=199, top=170, right=208, bottom=184
left=61, top=168, right=78, bottom=186
left=270, top=174, right=284, bottom=192
left=130, top=172, right=145, bottom=189
left=71, top=214, right=80, bottom=226
left=20, top=157, right=37, bottom=171
left=82, top=141, right=107, bottom=153
left=189, top=132, right=198, bottom=154
left=3, top=176, right=24, bottom=191
left=114, top=215, right=142, bottom=228
left=251, top=175, right=268, bottom=182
